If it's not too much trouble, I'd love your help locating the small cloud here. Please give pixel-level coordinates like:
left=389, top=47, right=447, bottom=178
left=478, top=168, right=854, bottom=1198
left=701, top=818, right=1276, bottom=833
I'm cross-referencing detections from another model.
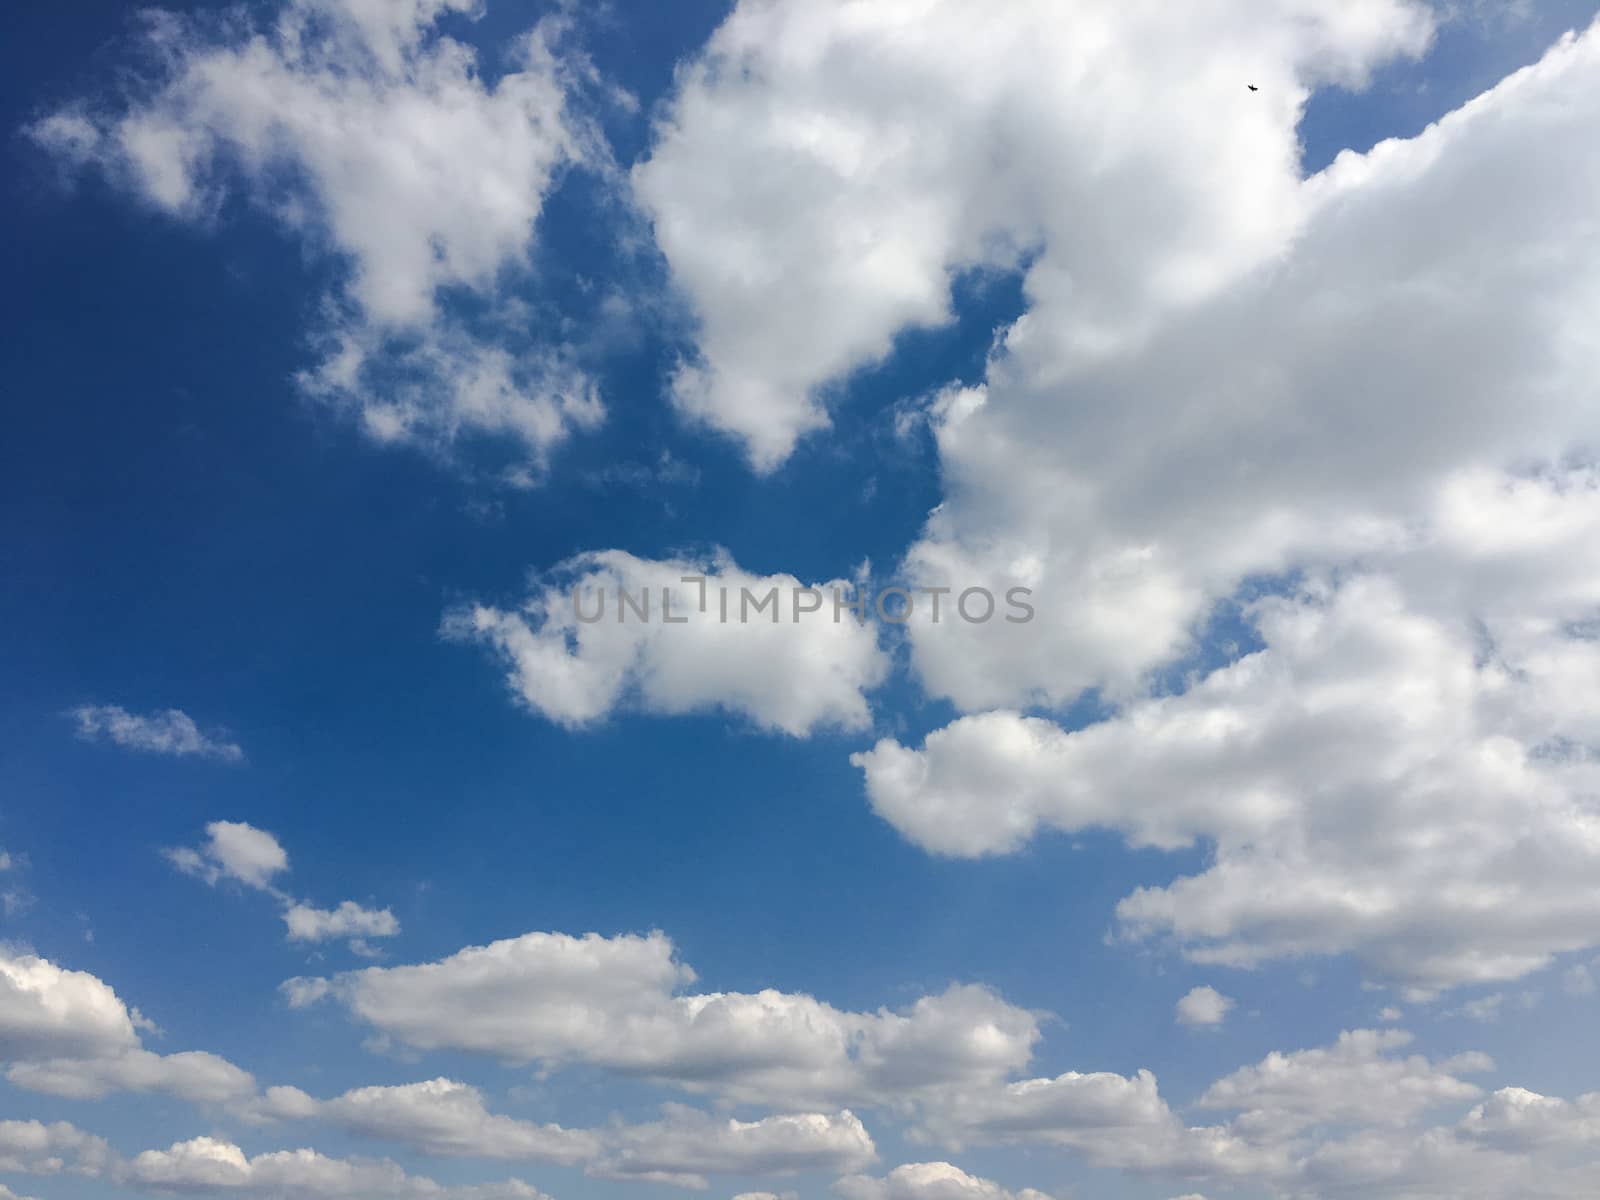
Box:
left=1176, top=985, right=1235, bottom=1028
left=69, top=704, right=242, bottom=762
left=166, top=821, right=288, bottom=893
left=168, top=822, right=398, bottom=953
left=283, top=901, right=399, bottom=945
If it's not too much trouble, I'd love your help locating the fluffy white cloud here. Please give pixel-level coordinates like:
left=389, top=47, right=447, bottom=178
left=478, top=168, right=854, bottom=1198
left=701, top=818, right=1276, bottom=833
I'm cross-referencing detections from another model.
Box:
left=0, top=1119, right=114, bottom=1177
left=285, top=928, right=1038, bottom=1108
left=1459, top=1087, right=1600, bottom=1151
left=168, top=820, right=290, bottom=891
left=168, top=820, right=400, bottom=952
left=706, top=5, right=1598, bottom=1002
left=635, top=0, right=1434, bottom=468
left=69, top=705, right=242, bottom=762
left=834, top=1162, right=1051, bottom=1200
left=448, top=550, right=890, bottom=734
left=33, top=0, right=605, bottom=469
left=251, top=1077, right=871, bottom=1185
left=896, top=19, right=1600, bottom=713
left=857, top=570, right=1600, bottom=992
left=1175, top=987, right=1234, bottom=1029
left=907, top=1067, right=1271, bottom=1179
left=1198, top=1030, right=1490, bottom=1139
left=290, top=1077, right=601, bottom=1165
left=0, top=951, right=141, bottom=1062
left=8, top=1047, right=255, bottom=1105
left=101, top=1130, right=554, bottom=1200
left=0, top=948, right=256, bottom=1105
left=595, top=1104, right=876, bottom=1188
left=284, top=901, right=400, bottom=944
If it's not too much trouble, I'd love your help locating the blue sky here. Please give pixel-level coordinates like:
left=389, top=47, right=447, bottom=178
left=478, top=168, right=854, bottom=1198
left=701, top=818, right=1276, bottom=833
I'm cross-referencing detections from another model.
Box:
left=5, top=3, right=1600, bottom=1199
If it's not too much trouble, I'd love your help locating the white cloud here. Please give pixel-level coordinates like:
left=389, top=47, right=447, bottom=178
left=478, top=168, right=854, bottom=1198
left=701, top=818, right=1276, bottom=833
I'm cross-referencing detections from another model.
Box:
left=69, top=705, right=242, bottom=762
left=1459, top=1087, right=1600, bottom=1150
left=895, top=19, right=1600, bottom=715
left=284, top=901, right=400, bottom=944
left=671, top=5, right=1596, bottom=1004
left=122, top=1133, right=553, bottom=1200
left=32, top=0, right=606, bottom=471
left=0, top=951, right=141, bottom=1063
left=0, top=948, right=256, bottom=1105
left=595, top=1104, right=876, bottom=1189
left=168, top=821, right=399, bottom=952
left=634, top=0, right=1434, bottom=468
left=167, top=820, right=290, bottom=891
left=285, top=928, right=1038, bottom=1108
left=1175, top=987, right=1234, bottom=1029
left=0, top=1118, right=114, bottom=1177
left=448, top=550, right=890, bottom=735
left=305, top=1077, right=599, bottom=1165
left=857, top=570, right=1600, bottom=992
left=1198, top=1030, right=1490, bottom=1139
left=6, top=1116, right=552, bottom=1198
left=250, top=1078, right=872, bottom=1185
left=7, top=1047, right=255, bottom=1105
left=906, top=1067, right=1269, bottom=1178
left=834, top=1161, right=1051, bottom=1200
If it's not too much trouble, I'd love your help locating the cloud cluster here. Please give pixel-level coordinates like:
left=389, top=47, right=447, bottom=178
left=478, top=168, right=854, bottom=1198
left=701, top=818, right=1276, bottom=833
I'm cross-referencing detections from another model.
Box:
left=635, top=0, right=1434, bottom=467
left=857, top=569, right=1600, bottom=992
left=834, top=1162, right=1052, bottom=1200
left=0, top=948, right=254, bottom=1105
left=285, top=928, right=1039, bottom=1109
left=0, top=1118, right=551, bottom=1200
left=32, top=0, right=606, bottom=470
left=167, top=820, right=399, bottom=953
left=448, top=550, right=890, bottom=735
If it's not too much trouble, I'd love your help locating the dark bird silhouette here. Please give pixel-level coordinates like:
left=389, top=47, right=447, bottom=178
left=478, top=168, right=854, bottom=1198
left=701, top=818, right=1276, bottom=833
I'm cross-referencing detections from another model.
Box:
left=1247, top=84, right=1259, bottom=91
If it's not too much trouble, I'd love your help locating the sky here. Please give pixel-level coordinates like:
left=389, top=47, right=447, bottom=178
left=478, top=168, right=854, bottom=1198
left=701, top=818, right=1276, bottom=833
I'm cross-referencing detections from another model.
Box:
left=4, top=2, right=1600, bottom=1199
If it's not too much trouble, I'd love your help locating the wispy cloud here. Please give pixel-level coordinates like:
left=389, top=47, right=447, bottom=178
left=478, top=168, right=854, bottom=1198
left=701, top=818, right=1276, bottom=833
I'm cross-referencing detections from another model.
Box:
left=69, top=705, right=242, bottom=763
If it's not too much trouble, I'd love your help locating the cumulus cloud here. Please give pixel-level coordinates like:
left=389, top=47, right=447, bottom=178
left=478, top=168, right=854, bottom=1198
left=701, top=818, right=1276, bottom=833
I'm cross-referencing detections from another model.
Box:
left=0, top=1118, right=114, bottom=1177
left=448, top=550, right=890, bottom=735
left=834, top=1162, right=1052, bottom=1200
left=1197, top=1030, right=1491, bottom=1139
left=894, top=18, right=1600, bottom=714
left=1459, top=1086, right=1600, bottom=1150
left=248, top=1077, right=873, bottom=1186
left=1175, top=987, right=1234, bottom=1029
left=262, top=1077, right=600, bottom=1165
left=167, top=820, right=399, bottom=953
left=284, top=901, right=401, bottom=944
left=284, top=928, right=1038, bottom=1108
left=858, top=571, right=1600, bottom=992
left=635, top=0, right=1434, bottom=468
left=167, top=820, right=290, bottom=891
left=0, top=1119, right=553, bottom=1200
left=69, top=704, right=242, bottom=762
left=0, top=951, right=142, bottom=1063
left=31, top=0, right=606, bottom=471
left=0, top=948, right=255, bottom=1105
left=643, top=0, right=1600, bottom=1004
left=595, top=1104, right=876, bottom=1189
left=906, top=1066, right=1271, bottom=1178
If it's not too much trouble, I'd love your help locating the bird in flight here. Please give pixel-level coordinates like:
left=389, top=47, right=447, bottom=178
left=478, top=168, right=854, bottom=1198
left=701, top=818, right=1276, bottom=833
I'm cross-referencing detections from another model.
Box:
left=1247, top=84, right=1259, bottom=91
